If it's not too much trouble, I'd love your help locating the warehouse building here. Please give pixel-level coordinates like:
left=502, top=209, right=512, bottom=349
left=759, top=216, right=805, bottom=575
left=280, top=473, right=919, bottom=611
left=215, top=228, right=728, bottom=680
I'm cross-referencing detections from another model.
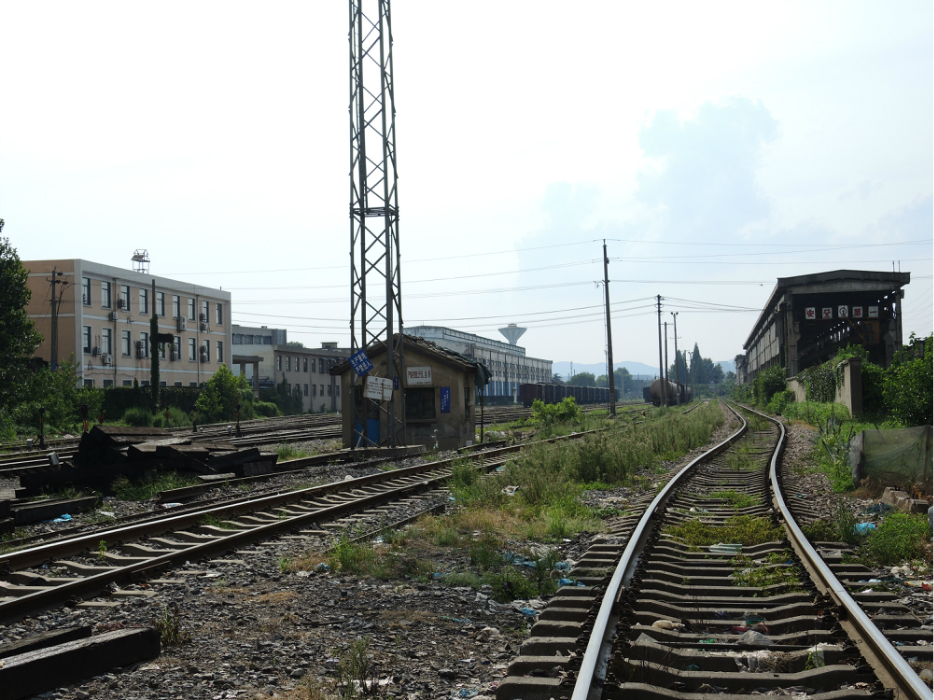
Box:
left=740, top=269, right=910, bottom=381
left=23, top=258, right=231, bottom=389
left=231, top=325, right=350, bottom=413
left=406, top=325, right=551, bottom=402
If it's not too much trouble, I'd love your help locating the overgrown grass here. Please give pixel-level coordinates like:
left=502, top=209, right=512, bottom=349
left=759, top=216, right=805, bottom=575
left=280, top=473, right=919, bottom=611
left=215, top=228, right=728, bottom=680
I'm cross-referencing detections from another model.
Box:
left=708, top=490, right=760, bottom=509
left=276, top=444, right=311, bottom=461
left=731, top=553, right=803, bottom=590
left=802, top=509, right=929, bottom=567
left=664, top=515, right=784, bottom=548
left=112, top=471, right=199, bottom=501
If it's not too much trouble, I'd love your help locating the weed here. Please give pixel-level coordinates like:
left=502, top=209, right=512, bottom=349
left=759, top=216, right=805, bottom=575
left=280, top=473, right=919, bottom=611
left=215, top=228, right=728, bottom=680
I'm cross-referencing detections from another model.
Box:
left=277, top=556, right=292, bottom=573
left=276, top=444, right=310, bottom=462
left=112, top=472, right=199, bottom=501
left=153, top=603, right=191, bottom=646
left=97, top=540, right=108, bottom=561
left=731, top=555, right=803, bottom=590
left=468, top=534, right=502, bottom=571
left=708, top=490, right=760, bottom=509
left=864, top=513, right=930, bottom=566
left=664, top=515, right=784, bottom=548
left=335, top=636, right=379, bottom=698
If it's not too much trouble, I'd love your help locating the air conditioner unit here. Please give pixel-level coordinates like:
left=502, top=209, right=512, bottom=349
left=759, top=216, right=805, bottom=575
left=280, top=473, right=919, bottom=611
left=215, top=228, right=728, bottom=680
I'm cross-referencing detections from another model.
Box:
left=199, top=313, right=208, bottom=323
left=200, top=351, right=209, bottom=363
left=82, top=294, right=89, bottom=305
left=177, top=317, right=186, bottom=332
left=92, top=346, right=101, bottom=356
left=200, top=322, right=208, bottom=331
left=118, top=299, right=127, bottom=310
left=102, top=354, right=112, bottom=365
left=136, top=347, right=145, bottom=359
left=109, top=311, right=118, bottom=321
left=170, top=349, right=178, bottom=361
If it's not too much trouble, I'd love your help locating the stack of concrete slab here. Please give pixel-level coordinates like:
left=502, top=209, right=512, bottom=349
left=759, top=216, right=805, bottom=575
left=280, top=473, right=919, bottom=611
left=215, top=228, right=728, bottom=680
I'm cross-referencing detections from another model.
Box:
left=16, top=425, right=277, bottom=493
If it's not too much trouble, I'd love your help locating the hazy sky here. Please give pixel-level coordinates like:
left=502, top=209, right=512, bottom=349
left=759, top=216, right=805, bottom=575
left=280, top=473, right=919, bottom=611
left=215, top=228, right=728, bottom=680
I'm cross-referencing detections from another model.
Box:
left=2, top=0, right=931, bottom=369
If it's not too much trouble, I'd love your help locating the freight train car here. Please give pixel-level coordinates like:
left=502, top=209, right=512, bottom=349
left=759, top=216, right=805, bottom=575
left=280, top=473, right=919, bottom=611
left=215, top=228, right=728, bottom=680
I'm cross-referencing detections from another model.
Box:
left=646, top=379, right=693, bottom=407
left=519, top=383, right=611, bottom=408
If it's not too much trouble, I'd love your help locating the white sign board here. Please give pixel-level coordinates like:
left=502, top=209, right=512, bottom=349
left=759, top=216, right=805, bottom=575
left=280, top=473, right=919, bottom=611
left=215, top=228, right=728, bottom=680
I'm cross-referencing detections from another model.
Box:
left=365, top=376, right=394, bottom=401
left=406, top=366, right=432, bottom=386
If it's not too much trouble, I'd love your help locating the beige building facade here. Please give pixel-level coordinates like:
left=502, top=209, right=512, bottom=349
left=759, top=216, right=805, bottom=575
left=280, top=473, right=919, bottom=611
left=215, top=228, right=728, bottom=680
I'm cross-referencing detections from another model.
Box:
left=231, top=325, right=350, bottom=413
left=24, top=259, right=232, bottom=388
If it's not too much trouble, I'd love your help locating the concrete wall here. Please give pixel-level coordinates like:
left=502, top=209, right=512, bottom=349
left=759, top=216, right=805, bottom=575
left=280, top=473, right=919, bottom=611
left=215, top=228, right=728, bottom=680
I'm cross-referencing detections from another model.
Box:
left=786, top=357, right=863, bottom=418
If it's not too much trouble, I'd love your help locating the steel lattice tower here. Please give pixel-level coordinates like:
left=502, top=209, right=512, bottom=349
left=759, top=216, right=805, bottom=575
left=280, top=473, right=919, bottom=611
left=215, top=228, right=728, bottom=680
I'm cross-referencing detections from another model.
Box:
left=349, top=0, right=404, bottom=447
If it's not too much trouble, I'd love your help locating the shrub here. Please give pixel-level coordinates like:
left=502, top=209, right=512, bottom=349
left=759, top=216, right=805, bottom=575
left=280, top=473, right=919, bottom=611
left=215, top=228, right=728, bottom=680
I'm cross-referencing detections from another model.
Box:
left=151, top=406, right=190, bottom=429
left=753, top=365, right=786, bottom=408
left=254, top=401, right=279, bottom=417
left=883, top=334, right=932, bottom=427
left=530, top=396, right=582, bottom=425
left=864, top=513, right=930, bottom=565
left=767, top=389, right=794, bottom=414
left=123, top=407, right=153, bottom=427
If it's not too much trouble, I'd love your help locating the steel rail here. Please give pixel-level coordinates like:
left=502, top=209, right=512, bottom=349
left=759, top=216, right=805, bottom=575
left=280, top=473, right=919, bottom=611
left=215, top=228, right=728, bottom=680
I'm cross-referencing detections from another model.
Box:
left=758, top=404, right=931, bottom=700
left=571, top=402, right=749, bottom=700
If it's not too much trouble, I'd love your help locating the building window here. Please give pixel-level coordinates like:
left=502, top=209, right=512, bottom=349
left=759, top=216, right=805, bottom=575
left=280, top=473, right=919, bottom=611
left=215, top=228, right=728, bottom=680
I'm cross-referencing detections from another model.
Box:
left=82, top=326, right=92, bottom=353
left=82, top=278, right=91, bottom=306
left=175, top=381, right=183, bottom=387
left=304, top=384, right=309, bottom=396
left=201, top=339, right=210, bottom=362
left=187, top=298, right=195, bottom=320
left=140, top=288, right=149, bottom=315
left=156, top=291, right=165, bottom=317
left=160, top=381, right=167, bottom=387
left=188, top=337, right=196, bottom=361
left=320, top=384, right=324, bottom=396
left=303, top=358, right=308, bottom=372
left=139, top=331, right=149, bottom=358
left=141, top=380, right=150, bottom=387
left=172, top=295, right=180, bottom=319
left=101, top=328, right=112, bottom=354
left=277, top=356, right=282, bottom=371
left=84, top=379, right=94, bottom=388
left=121, top=330, right=131, bottom=356
left=159, top=341, right=167, bottom=360
left=216, top=341, right=224, bottom=363
left=103, top=379, right=114, bottom=388
left=319, top=359, right=325, bottom=373
left=327, top=385, right=332, bottom=397
left=189, top=382, right=198, bottom=387
left=122, top=380, right=133, bottom=387
left=201, top=300, right=209, bottom=323
left=173, top=336, right=181, bottom=359
left=405, top=388, right=436, bottom=419
left=120, top=285, right=130, bottom=311
left=101, top=281, right=112, bottom=308
left=312, top=384, right=317, bottom=396
left=286, top=357, right=291, bottom=371
left=215, top=303, right=223, bottom=326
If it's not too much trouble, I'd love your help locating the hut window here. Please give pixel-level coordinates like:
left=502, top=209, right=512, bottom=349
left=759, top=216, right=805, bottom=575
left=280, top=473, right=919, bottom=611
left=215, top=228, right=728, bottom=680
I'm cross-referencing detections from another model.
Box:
left=405, top=388, right=435, bottom=419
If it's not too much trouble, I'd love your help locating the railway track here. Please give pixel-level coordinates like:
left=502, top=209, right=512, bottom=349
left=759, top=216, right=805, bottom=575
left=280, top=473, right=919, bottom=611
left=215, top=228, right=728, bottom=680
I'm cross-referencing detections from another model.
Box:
left=0, top=432, right=596, bottom=626
left=495, top=401, right=930, bottom=700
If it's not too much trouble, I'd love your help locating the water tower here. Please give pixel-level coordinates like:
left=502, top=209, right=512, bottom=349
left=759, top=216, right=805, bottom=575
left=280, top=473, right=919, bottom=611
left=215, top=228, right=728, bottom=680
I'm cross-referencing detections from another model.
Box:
left=498, top=323, right=527, bottom=346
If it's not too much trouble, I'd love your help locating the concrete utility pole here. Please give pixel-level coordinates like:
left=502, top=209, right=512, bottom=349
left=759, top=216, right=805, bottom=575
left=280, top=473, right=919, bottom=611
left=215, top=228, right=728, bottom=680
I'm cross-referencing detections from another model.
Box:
left=603, top=240, right=616, bottom=416
left=671, top=311, right=680, bottom=405
left=656, top=295, right=666, bottom=406
left=664, top=321, right=669, bottom=385
left=46, top=268, right=68, bottom=370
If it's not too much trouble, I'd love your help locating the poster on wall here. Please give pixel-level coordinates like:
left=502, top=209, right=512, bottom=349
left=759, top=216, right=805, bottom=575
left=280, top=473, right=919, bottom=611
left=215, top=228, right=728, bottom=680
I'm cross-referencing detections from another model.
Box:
left=852, top=307, right=864, bottom=319
left=868, top=306, right=879, bottom=318
left=406, top=366, right=432, bottom=385
left=822, top=308, right=833, bottom=319
left=838, top=305, right=849, bottom=318
left=440, top=387, right=451, bottom=413
left=805, top=307, right=816, bottom=320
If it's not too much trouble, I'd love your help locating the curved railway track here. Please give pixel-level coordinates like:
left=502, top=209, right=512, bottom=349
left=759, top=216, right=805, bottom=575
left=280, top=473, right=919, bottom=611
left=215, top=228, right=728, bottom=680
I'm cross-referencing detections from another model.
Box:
left=496, top=401, right=929, bottom=700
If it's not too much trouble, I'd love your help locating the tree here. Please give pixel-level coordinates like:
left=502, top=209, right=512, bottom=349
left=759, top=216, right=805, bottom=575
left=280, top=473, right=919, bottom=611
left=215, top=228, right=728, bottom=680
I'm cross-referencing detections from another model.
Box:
left=286, top=341, right=305, bottom=348
left=883, top=334, right=932, bottom=426
left=0, top=238, right=42, bottom=410
left=551, top=373, right=564, bottom=383
left=568, top=371, right=596, bottom=387
left=194, top=364, right=251, bottom=423
left=9, top=356, right=103, bottom=434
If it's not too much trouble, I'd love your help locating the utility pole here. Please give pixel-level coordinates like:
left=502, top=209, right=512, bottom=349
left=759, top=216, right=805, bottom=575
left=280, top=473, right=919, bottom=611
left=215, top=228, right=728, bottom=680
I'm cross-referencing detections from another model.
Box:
left=656, top=295, right=666, bottom=406
left=671, top=311, right=680, bottom=405
left=663, top=321, right=669, bottom=385
left=46, top=268, right=68, bottom=370
left=602, top=240, right=616, bottom=416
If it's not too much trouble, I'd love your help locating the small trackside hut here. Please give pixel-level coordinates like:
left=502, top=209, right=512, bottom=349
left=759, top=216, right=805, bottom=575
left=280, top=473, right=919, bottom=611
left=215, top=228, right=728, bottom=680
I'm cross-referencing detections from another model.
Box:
left=330, top=334, right=479, bottom=451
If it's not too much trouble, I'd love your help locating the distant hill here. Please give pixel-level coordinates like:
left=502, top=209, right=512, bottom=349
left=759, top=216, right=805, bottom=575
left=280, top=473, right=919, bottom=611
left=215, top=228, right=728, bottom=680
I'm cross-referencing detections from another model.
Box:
left=552, top=360, right=659, bottom=381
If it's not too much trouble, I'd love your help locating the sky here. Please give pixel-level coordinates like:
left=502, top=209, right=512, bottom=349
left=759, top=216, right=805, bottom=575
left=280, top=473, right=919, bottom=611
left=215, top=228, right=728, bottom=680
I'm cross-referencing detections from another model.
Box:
left=1, top=0, right=931, bottom=371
